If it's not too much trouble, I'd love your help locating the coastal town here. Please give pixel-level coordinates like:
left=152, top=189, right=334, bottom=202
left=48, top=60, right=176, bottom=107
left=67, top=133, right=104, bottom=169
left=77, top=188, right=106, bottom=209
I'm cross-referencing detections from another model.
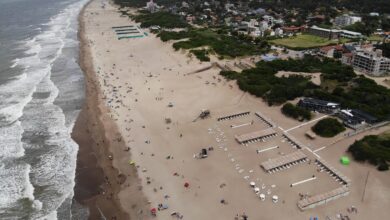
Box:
left=137, top=0, right=390, bottom=77
left=75, top=0, right=390, bottom=220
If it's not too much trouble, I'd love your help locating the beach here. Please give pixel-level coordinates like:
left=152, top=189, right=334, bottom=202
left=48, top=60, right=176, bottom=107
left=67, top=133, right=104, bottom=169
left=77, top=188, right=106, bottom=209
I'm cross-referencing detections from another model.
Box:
left=74, top=0, right=390, bottom=219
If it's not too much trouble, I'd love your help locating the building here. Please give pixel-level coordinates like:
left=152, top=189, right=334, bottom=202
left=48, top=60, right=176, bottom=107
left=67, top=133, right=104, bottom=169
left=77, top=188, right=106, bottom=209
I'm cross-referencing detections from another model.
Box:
left=308, top=26, right=362, bottom=39
left=351, top=49, right=390, bottom=76
left=339, top=109, right=378, bottom=128
left=282, top=26, right=305, bottom=34
left=369, top=12, right=380, bottom=17
left=274, top=27, right=283, bottom=36
left=341, top=53, right=353, bottom=65
left=339, top=30, right=363, bottom=39
left=263, top=15, right=275, bottom=26
left=308, top=26, right=340, bottom=39
left=298, top=97, right=340, bottom=113
left=334, top=15, right=362, bottom=27
left=146, top=0, right=159, bottom=13
left=318, top=45, right=344, bottom=58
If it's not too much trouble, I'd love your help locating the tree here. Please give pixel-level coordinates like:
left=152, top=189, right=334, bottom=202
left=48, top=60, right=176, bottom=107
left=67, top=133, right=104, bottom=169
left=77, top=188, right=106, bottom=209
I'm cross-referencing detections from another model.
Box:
left=348, top=133, right=390, bottom=171
left=311, top=118, right=346, bottom=137
left=281, top=103, right=312, bottom=121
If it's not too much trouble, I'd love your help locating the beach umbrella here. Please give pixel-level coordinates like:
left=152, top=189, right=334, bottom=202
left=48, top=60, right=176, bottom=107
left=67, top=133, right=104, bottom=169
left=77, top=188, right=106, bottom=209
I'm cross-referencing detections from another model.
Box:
left=340, top=156, right=350, bottom=165
left=254, top=187, right=260, bottom=193
left=259, top=193, right=265, bottom=201
left=250, top=181, right=256, bottom=187
left=272, top=195, right=278, bottom=203
left=272, top=195, right=279, bottom=203
left=150, top=208, right=157, bottom=216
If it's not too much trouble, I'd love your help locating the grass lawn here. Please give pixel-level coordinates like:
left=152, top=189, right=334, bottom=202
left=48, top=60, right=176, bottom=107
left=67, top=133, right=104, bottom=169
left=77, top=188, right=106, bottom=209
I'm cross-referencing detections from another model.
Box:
left=367, top=35, right=384, bottom=42
left=270, top=34, right=344, bottom=49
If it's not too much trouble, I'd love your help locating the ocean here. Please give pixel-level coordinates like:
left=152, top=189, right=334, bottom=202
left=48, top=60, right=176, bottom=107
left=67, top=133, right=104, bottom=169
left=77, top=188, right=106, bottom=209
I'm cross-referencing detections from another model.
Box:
left=0, top=0, right=88, bottom=219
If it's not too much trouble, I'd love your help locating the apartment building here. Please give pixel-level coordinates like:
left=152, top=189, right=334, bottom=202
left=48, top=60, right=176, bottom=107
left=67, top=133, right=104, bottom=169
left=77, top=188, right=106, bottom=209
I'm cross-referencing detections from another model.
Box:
left=334, top=15, right=362, bottom=27
left=352, top=49, right=390, bottom=76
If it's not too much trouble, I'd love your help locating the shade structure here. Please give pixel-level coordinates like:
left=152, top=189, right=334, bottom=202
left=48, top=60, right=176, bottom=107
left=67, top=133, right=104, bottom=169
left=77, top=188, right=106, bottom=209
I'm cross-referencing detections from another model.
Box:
left=259, top=194, right=265, bottom=201
left=250, top=181, right=256, bottom=187
left=340, top=156, right=350, bottom=165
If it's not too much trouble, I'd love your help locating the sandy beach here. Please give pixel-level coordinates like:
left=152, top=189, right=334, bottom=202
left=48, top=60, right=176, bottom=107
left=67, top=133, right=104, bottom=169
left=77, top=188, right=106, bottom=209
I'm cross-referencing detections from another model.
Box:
left=74, top=0, right=390, bottom=219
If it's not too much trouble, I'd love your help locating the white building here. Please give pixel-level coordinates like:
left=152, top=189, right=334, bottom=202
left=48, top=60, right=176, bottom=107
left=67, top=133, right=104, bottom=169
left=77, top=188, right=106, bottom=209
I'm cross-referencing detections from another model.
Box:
left=263, top=15, right=275, bottom=26
left=369, top=12, right=380, bottom=17
left=274, top=28, right=283, bottom=36
left=309, top=25, right=362, bottom=39
left=248, top=19, right=259, bottom=28
left=259, top=21, right=269, bottom=31
left=340, top=30, right=363, bottom=39
left=334, top=14, right=362, bottom=27
left=352, top=49, right=390, bottom=76
left=146, top=0, right=159, bottom=13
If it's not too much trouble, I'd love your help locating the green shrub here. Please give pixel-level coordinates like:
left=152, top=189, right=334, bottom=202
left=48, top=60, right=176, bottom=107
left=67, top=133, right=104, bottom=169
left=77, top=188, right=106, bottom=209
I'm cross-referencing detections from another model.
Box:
left=348, top=133, right=390, bottom=171
left=157, top=31, right=190, bottom=42
left=311, top=118, right=346, bottom=137
left=190, top=49, right=210, bottom=62
left=281, top=103, right=312, bottom=121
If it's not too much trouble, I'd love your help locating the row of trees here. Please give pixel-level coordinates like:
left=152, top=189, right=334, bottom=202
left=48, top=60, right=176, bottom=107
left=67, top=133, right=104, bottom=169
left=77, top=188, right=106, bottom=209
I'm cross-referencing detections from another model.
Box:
left=220, top=56, right=390, bottom=120
left=348, top=133, right=390, bottom=171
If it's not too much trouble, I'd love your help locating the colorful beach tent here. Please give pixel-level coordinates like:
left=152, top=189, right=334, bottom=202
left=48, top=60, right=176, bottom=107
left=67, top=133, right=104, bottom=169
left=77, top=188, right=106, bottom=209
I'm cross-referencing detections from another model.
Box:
left=340, top=156, right=350, bottom=165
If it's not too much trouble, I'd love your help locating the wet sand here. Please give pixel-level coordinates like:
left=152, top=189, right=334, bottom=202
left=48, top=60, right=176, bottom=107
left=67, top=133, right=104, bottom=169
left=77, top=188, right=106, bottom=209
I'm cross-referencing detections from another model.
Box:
left=72, top=1, right=149, bottom=219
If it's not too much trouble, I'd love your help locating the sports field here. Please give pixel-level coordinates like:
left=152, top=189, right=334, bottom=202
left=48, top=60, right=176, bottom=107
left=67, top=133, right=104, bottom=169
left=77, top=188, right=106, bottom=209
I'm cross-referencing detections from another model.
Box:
left=270, top=34, right=345, bottom=49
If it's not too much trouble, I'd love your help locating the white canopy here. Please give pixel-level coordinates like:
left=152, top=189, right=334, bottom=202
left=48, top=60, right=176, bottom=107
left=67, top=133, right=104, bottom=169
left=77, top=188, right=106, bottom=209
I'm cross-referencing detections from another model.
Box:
left=259, top=194, right=266, bottom=200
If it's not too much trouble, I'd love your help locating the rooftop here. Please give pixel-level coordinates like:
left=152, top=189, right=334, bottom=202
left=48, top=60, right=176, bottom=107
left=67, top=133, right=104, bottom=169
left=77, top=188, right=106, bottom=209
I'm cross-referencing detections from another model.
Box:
left=300, top=97, right=339, bottom=107
left=234, top=128, right=276, bottom=143
left=260, top=150, right=307, bottom=171
left=297, top=187, right=350, bottom=210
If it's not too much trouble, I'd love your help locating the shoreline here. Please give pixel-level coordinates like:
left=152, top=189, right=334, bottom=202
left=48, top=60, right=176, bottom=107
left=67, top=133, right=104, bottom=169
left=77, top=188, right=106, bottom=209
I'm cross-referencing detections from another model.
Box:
left=72, top=1, right=149, bottom=219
